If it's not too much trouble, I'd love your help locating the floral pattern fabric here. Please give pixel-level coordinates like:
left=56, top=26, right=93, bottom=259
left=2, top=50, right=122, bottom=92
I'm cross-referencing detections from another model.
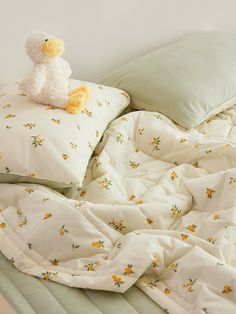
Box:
left=1, top=107, right=236, bottom=313
left=0, top=80, right=130, bottom=187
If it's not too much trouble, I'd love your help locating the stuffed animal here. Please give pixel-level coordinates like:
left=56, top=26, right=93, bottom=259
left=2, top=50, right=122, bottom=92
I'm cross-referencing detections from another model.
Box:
left=19, top=32, right=89, bottom=114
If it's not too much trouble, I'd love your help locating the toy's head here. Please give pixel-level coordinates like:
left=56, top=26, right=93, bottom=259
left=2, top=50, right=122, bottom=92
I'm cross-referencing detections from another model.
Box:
left=25, top=32, right=65, bottom=63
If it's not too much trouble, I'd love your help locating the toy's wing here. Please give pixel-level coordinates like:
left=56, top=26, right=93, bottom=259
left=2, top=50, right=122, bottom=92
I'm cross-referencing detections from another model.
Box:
left=59, top=58, right=72, bottom=79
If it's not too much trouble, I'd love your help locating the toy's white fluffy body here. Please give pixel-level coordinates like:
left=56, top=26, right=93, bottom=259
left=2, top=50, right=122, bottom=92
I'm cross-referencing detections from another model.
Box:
left=19, top=32, right=71, bottom=108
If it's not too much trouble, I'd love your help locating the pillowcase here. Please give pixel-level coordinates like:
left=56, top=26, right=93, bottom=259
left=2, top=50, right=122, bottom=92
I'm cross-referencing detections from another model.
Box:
left=101, top=31, right=236, bottom=129
left=0, top=79, right=130, bottom=188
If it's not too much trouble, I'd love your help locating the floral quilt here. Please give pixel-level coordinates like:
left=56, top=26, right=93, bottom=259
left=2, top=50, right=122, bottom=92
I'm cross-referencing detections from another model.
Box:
left=1, top=108, right=236, bottom=313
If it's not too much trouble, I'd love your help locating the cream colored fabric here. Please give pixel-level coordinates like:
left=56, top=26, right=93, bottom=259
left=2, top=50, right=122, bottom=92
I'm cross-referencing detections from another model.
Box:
left=0, top=80, right=130, bottom=187
left=1, top=106, right=236, bottom=313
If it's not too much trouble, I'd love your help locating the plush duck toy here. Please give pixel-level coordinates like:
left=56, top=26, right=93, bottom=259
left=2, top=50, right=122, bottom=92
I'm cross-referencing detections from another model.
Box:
left=19, top=32, right=89, bottom=114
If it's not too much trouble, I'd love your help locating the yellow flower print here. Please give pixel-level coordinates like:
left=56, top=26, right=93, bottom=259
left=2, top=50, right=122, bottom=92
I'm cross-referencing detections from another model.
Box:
left=170, top=262, right=178, bottom=272
left=124, top=264, right=134, bottom=275
left=94, top=261, right=101, bottom=267
left=6, top=125, right=12, bottom=130
left=84, top=261, right=101, bottom=271
left=143, top=279, right=159, bottom=288
left=194, top=143, right=201, bottom=148
left=138, top=128, right=144, bottom=135
left=170, top=205, right=182, bottom=217
left=18, top=92, right=26, bottom=96
left=24, top=187, right=34, bottom=194
left=222, top=285, right=232, bottom=294
left=84, top=263, right=95, bottom=271
left=116, top=133, right=126, bottom=144
left=152, top=256, right=160, bottom=268
left=213, top=213, right=220, bottom=220
left=179, top=138, right=187, bottom=143
left=224, top=143, right=231, bottom=148
left=182, top=278, right=197, bottom=292
left=207, top=237, right=217, bottom=244
left=99, top=178, right=112, bottom=190
left=82, top=108, right=93, bottom=117
left=44, top=212, right=52, bottom=220
left=192, top=161, right=199, bottom=168
left=63, top=153, right=70, bottom=160
left=51, top=259, right=59, bottom=266
left=42, top=271, right=58, bottom=281
left=186, top=224, right=197, bottom=232
left=229, top=177, right=236, bottom=184
left=129, top=195, right=136, bottom=201
left=109, top=219, right=126, bottom=231
left=17, top=216, right=27, bottom=227
left=150, top=137, right=161, bottom=151
left=129, top=161, right=139, bottom=169
left=206, top=188, right=215, bottom=198
left=59, top=225, right=68, bottom=236
left=91, top=240, right=104, bottom=248
left=0, top=222, right=6, bottom=228
left=136, top=199, right=143, bottom=205
left=146, top=217, right=153, bottom=225
left=70, top=142, right=77, bottom=149
left=170, top=171, right=178, bottom=181
left=80, top=190, right=86, bottom=197
left=31, top=135, right=45, bottom=148
left=4, top=113, right=16, bottom=119
left=112, top=274, right=124, bottom=287
left=181, top=233, right=189, bottom=240
left=96, top=130, right=100, bottom=137
left=205, top=149, right=212, bottom=154
left=164, top=288, right=172, bottom=294
left=23, top=123, right=36, bottom=129
left=29, top=172, right=37, bottom=178
left=42, top=271, right=50, bottom=280
left=51, top=118, right=60, bottom=124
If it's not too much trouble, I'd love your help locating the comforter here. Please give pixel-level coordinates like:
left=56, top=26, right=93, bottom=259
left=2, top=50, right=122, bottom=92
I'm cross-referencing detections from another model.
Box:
left=1, top=108, right=236, bottom=314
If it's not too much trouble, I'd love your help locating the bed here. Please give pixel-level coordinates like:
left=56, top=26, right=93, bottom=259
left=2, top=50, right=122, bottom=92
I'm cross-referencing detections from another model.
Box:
left=1, top=31, right=236, bottom=314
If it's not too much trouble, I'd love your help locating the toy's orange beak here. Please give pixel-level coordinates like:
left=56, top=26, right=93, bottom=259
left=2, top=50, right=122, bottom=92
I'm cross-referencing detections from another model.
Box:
left=42, top=38, right=65, bottom=58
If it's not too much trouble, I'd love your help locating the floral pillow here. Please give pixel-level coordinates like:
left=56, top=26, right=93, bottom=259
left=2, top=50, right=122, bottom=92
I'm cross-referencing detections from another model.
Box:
left=0, top=79, right=130, bottom=187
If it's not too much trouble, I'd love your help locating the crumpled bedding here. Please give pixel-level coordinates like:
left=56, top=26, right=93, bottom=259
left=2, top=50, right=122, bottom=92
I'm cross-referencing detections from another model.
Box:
left=1, top=107, right=236, bottom=314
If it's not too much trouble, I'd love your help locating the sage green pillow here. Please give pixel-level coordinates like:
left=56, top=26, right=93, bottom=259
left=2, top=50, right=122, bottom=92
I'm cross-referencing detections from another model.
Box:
left=102, top=31, right=236, bottom=129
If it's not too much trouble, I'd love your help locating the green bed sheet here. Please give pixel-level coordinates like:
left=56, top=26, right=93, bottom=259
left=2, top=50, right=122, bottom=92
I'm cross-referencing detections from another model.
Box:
left=0, top=253, right=165, bottom=314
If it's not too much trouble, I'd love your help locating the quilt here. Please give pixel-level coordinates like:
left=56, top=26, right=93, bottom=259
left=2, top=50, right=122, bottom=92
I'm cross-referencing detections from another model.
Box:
left=1, top=108, right=236, bottom=314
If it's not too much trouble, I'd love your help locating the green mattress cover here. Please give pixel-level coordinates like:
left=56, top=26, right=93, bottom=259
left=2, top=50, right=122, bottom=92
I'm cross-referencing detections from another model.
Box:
left=0, top=253, right=165, bottom=314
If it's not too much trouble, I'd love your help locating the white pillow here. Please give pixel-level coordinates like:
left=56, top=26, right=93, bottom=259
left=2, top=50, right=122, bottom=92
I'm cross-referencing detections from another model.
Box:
left=0, top=79, right=130, bottom=187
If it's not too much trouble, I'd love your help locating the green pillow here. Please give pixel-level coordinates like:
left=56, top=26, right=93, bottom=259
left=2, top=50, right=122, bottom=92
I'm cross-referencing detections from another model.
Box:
left=101, top=31, right=236, bottom=129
